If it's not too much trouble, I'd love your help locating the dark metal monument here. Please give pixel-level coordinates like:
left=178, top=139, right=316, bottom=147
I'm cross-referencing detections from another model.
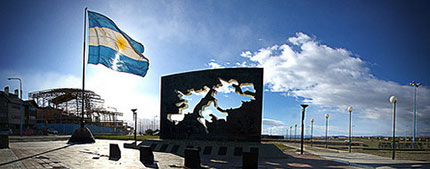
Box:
left=160, top=68, right=263, bottom=142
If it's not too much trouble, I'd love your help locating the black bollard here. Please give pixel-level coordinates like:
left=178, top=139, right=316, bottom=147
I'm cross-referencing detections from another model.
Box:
left=140, top=145, right=154, bottom=164
left=185, top=148, right=200, bottom=168
left=242, top=152, right=258, bottom=169
left=0, top=134, right=8, bottom=149
left=109, top=143, right=121, bottom=160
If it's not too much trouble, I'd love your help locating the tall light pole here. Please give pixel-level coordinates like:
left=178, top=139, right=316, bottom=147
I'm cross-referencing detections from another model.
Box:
left=8, top=78, right=22, bottom=137
left=348, top=106, right=353, bottom=153
left=311, top=119, right=314, bottom=147
left=294, top=123, right=297, bottom=141
left=300, top=104, right=308, bottom=155
left=289, top=126, right=292, bottom=141
left=410, top=81, right=421, bottom=144
left=390, top=96, right=397, bottom=160
left=132, top=109, right=137, bottom=145
left=286, top=127, right=288, bottom=140
left=153, top=115, right=158, bottom=130
left=325, top=114, right=329, bottom=148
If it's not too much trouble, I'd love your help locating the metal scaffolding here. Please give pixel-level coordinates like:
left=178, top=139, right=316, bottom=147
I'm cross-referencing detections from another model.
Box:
left=28, top=88, right=122, bottom=126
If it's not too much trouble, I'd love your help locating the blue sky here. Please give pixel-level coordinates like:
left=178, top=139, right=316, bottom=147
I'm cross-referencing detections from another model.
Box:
left=1, top=0, right=429, bottom=137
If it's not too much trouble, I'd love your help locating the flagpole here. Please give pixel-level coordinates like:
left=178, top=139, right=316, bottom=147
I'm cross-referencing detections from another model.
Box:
left=68, top=7, right=95, bottom=144
left=81, top=7, right=88, bottom=128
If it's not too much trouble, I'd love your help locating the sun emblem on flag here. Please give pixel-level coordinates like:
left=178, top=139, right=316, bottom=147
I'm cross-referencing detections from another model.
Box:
left=116, top=36, right=127, bottom=52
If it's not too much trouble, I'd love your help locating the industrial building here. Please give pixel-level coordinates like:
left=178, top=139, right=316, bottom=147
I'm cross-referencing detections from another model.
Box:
left=0, top=87, right=128, bottom=135
left=28, top=88, right=128, bottom=134
left=0, top=86, right=38, bottom=134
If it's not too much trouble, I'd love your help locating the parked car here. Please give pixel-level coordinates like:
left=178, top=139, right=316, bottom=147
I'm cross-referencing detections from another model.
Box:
left=23, top=128, right=35, bottom=135
left=47, top=128, right=58, bottom=134
left=0, top=128, right=13, bottom=135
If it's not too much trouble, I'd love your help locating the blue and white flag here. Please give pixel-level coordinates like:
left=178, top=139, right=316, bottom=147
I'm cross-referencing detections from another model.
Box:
left=87, top=11, right=149, bottom=77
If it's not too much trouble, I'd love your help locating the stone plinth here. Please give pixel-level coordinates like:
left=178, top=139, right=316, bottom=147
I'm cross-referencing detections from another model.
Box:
left=67, top=127, right=95, bottom=144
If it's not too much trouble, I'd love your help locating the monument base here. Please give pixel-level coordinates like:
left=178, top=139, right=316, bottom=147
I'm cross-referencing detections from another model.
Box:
left=137, top=139, right=287, bottom=159
left=68, top=127, right=95, bottom=144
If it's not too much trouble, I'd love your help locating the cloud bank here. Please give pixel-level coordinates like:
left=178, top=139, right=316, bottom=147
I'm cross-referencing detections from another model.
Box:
left=210, top=32, right=430, bottom=136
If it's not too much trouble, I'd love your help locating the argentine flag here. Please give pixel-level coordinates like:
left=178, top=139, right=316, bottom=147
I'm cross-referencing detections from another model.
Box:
left=87, top=11, right=149, bottom=77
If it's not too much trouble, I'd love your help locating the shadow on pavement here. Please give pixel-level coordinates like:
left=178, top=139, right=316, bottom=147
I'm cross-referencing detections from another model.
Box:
left=199, top=153, right=354, bottom=169
left=356, top=162, right=430, bottom=169
left=0, top=144, right=72, bottom=167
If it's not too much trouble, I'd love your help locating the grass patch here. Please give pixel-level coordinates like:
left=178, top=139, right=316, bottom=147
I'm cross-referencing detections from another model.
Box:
left=356, top=149, right=430, bottom=161
left=94, top=135, right=159, bottom=141
left=271, top=142, right=295, bottom=151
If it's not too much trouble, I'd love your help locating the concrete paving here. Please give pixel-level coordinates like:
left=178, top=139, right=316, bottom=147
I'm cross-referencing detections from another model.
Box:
left=0, top=147, right=26, bottom=169
left=0, top=137, right=360, bottom=168
left=9, top=135, right=71, bottom=143
left=282, top=142, right=430, bottom=169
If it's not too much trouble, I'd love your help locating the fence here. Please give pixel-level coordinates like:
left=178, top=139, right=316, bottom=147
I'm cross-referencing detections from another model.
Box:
left=34, top=123, right=127, bottom=135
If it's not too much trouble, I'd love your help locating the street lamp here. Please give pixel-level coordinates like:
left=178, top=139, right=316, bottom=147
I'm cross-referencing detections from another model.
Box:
left=131, top=109, right=137, bottom=145
left=153, top=115, right=158, bottom=130
left=300, top=104, right=308, bottom=155
left=410, top=81, right=421, bottom=144
left=390, top=96, right=397, bottom=160
left=289, top=126, right=292, bottom=141
left=8, top=78, right=22, bottom=137
left=294, top=123, right=297, bottom=141
left=311, top=119, right=314, bottom=147
left=325, top=113, right=329, bottom=148
left=348, top=106, right=353, bottom=153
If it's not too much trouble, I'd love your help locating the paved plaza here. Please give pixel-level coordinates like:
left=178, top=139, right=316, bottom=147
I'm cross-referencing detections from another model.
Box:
left=2, top=137, right=429, bottom=168
left=0, top=137, right=361, bottom=169
left=283, top=142, right=430, bottom=169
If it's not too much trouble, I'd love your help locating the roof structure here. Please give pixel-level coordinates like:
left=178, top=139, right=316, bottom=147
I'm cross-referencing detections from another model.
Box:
left=28, top=88, right=122, bottom=123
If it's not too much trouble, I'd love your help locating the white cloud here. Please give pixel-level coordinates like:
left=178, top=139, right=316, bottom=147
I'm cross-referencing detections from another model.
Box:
left=215, top=79, right=236, bottom=94
left=208, top=62, right=224, bottom=69
left=209, top=32, right=430, bottom=135
left=263, top=118, right=284, bottom=126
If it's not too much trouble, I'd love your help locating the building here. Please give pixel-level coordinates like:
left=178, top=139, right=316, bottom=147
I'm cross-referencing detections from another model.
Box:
left=0, top=86, right=37, bottom=134
left=28, top=88, right=129, bottom=134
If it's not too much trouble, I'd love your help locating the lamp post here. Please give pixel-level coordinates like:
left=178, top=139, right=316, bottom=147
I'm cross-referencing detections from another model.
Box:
left=390, top=96, right=397, bottom=160
left=325, top=114, right=329, bottom=148
left=348, top=106, right=353, bottom=153
left=286, top=127, right=288, bottom=140
left=300, top=104, right=308, bottom=155
left=132, top=109, right=137, bottom=145
left=311, top=119, right=314, bottom=147
left=153, top=115, right=158, bottom=130
left=294, top=123, right=297, bottom=141
left=289, top=126, right=292, bottom=141
left=8, top=78, right=22, bottom=137
left=410, top=81, right=421, bottom=144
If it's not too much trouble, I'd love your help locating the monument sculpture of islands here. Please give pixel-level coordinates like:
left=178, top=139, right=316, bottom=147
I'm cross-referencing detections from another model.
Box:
left=161, top=67, right=263, bottom=142
left=138, top=68, right=286, bottom=159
